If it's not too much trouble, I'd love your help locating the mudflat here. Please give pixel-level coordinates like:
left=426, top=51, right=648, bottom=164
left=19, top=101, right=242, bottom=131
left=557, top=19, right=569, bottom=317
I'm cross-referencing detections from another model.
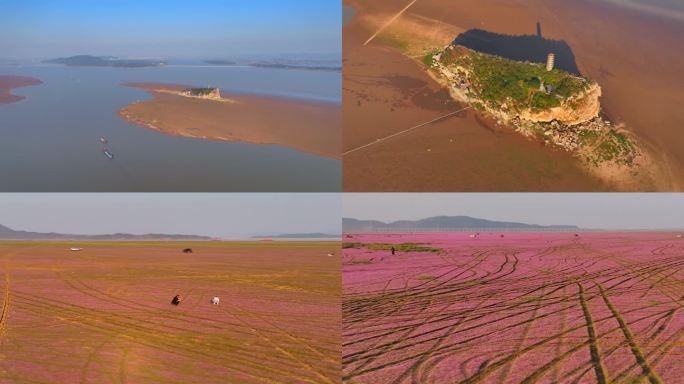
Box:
left=119, top=83, right=341, bottom=159
left=0, top=241, right=341, bottom=383
left=0, top=75, right=42, bottom=104
left=343, top=0, right=683, bottom=191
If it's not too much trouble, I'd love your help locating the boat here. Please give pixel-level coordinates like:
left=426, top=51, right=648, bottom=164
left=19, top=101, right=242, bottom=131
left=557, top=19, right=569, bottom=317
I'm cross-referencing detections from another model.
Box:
left=103, top=149, right=114, bottom=159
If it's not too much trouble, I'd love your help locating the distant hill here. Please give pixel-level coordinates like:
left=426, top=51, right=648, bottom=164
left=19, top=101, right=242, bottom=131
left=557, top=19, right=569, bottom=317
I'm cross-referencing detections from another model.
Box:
left=0, top=224, right=210, bottom=241
left=43, top=55, right=166, bottom=68
left=251, top=233, right=339, bottom=239
left=343, top=216, right=578, bottom=231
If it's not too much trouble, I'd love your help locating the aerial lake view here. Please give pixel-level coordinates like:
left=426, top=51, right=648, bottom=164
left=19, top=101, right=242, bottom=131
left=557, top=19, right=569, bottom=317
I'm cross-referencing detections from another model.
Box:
left=0, top=64, right=340, bottom=192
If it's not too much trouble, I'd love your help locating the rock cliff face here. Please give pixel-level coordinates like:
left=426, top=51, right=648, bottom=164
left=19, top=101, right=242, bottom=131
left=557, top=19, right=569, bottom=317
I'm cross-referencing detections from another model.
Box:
left=519, top=83, right=601, bottom=125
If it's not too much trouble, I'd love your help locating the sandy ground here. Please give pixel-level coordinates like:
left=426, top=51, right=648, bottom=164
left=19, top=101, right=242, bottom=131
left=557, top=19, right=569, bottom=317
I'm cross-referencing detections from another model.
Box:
left=0, top=241, right=341, bottom=383
left=119, top=83, right=341, bottom=159
left=343, top=232, right=684, bottom=383
left=343, top=0, right=683, bottom=191
left=0, top=76, right=42, bottom=105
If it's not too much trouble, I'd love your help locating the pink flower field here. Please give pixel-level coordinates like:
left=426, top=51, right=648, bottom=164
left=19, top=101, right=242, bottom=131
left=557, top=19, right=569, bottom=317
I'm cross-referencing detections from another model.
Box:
left=0, top=242, right=340, bottom=384
left=343, top=232, right=684, bottom=383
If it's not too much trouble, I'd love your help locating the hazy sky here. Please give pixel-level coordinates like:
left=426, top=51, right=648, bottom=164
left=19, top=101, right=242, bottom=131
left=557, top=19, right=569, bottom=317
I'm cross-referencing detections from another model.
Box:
left=343, top=193, right=684, bottom=229
left=0, top=194, right=341, bottom=238
left=0, top=0, right=341, bottom=59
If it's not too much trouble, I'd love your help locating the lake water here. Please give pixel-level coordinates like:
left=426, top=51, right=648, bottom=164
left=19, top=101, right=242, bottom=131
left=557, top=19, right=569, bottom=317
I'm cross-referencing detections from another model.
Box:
left=0, top=65, right=341, bottom=191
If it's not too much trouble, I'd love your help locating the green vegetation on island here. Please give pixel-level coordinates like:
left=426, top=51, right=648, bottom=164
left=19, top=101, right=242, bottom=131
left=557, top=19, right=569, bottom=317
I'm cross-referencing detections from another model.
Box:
left=438, top=47, right=590, bottom=112
left=427, top=45, right=639, bottom=168
left=185, top=87, right=218, bottom=96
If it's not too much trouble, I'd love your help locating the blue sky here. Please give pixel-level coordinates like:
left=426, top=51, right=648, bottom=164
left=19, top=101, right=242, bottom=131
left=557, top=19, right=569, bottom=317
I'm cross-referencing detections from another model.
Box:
left=0, top=0, right=341, bottom=59
left=0, top=193, right=341, bottom=239
left=343, top=193, right=684, bottom=230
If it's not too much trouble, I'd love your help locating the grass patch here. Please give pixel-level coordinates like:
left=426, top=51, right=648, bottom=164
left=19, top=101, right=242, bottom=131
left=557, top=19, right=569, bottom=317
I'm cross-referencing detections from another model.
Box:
left=347, top=259, right=372, bottom=265
left=377, top=34, right=409, bottom=53
left=422, top=50, right=440, bottom=68
left=588, top=129, right=635, bottom=165
left=530, top=125, right=547, bottom=141
left=367, top=243, right=441, bottom=252
left=441, top=47, right=589, bottom=113
left=578, top=129, right=600, bottom=145
left=416, top=274, right=436, bottom=281
left=342, top=242, right=363, bottom=249
left=342, top=242, right=440, bottom=252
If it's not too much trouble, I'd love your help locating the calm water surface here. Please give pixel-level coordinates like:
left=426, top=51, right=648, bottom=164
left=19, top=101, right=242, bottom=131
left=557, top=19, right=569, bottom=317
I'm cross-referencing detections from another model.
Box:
left=0, top=65, right=341, bottom=191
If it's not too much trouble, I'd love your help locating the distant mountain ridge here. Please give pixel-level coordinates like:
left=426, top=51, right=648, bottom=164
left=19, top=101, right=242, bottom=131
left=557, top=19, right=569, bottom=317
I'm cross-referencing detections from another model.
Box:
left=343, top=216, right=578, bottom=231
left=0, top=224, right=210, bottom=240
left=43, top=55, right=166, bottom=68
left=251, top=233, right=339, bottom=239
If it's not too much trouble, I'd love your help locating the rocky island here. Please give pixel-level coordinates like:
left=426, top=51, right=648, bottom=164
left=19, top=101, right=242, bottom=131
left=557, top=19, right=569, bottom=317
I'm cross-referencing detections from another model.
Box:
left=178, top=87, right=224, bottom=101
left=426, top=45, right=636, bottom=168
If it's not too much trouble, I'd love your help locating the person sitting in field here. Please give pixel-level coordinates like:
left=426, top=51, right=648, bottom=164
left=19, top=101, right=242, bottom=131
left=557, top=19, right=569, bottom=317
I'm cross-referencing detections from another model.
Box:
left=171, top=294, right=182, bottom=305
left=211, top=296, right=220, bottom=305
left=391, top=246, right=396, bottom=255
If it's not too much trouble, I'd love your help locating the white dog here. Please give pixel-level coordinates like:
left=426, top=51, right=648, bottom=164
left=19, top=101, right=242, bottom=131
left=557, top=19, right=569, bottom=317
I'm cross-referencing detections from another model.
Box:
left=211, top=296, right=220, bottom=305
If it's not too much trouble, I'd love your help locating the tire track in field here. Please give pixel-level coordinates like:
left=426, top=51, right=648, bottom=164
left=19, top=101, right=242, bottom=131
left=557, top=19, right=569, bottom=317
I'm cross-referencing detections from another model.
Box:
left=217, top=305, right=334, bottom=384
left=597, top=283, right=663, bottom=384
left=0, top=270, right=10, bottom=340
left=348, top=258, right=576, bottom=378
left=570, top=283, right=606, bottom=384
left=551, top=285, right=568, bottom=383
left=344, top=236, right=683, bottom=383
left=80, top=336, right=117, bottom=384
left=227, top=302, right=339, bottom=382
left=344, top=249, right=500, bottom=380
left=411, top=298, right=489, bottom=384
left=496, top=285, right=545, bottom=383
left=9, top=292, right=287, bottom=383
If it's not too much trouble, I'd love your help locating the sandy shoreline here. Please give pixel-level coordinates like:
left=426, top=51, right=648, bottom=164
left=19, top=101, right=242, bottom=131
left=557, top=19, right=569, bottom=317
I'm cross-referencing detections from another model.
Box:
left=342, top=0, right=683, bottom=191
left=0, top=75, right=42, bottom=104
left=118, top=82, right=341, bottom=159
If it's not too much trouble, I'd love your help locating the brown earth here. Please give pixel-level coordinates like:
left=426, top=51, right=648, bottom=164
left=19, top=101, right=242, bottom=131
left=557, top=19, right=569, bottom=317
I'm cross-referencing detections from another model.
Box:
left=343, top=0, right=683, bottom=191
left=0, top=76, right=42, bottom=104
left=0, top=241, right=341, bottom=383
left=119, top=83, right=341, bottom=159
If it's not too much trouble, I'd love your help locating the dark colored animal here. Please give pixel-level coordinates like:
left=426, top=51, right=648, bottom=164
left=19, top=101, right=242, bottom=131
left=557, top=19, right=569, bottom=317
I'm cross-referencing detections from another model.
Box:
left=171, top=294, right=182, bottom=305
left=183, top=248, right=193, bottom=253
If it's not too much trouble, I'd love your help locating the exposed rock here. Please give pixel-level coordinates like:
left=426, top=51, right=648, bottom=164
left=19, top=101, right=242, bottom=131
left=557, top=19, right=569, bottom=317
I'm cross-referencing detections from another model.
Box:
left=519, top=83, right=601, bottom=125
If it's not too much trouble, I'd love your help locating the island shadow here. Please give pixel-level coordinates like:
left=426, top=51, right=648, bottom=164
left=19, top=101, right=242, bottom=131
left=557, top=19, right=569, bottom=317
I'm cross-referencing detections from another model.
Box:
left=452, top=23, right=581, bottom=75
